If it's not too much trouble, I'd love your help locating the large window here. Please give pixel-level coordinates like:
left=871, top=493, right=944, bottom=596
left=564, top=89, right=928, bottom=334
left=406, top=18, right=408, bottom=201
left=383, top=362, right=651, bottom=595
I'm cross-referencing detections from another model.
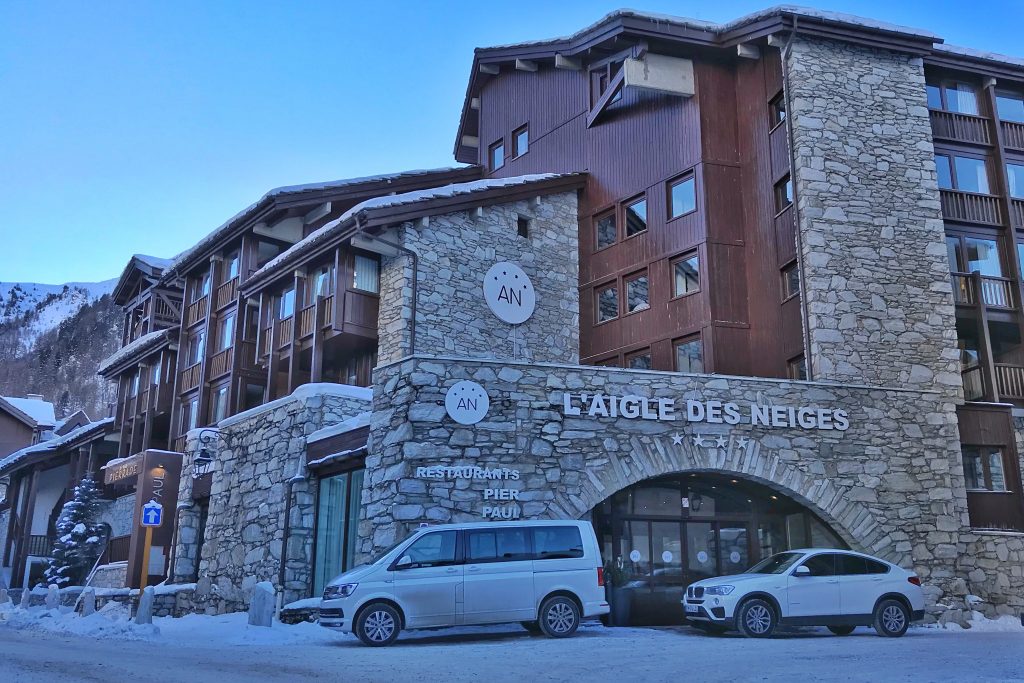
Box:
left=225, top=252, right=240, bottom=281
left=187, top=331, right=205, bottom=366
left=352, top=255, right=380, bottom=293
left=313, top=468, right=364, bottom=596
left=962, top=447, right=1008, bottom=492
left=674, top=335, right=703, bottom=374
left=194, top=271, right=211, bottom=302
left=671, top=253, right=700, bottom=297
left=997, top=91, right=1024, bottom=123
left=182, top=396, right=199, bottom=433
left=312, top=265, right=333, bottom=299
left=278, top=288, right=295, bottom=319
left=946, top=235, right=1003, bottom=276
left=927, top=81, right=979, bottom=115
left=218, top=313, right=235, bottom=351
left=210, top=385, right=229, bottom=423
left=624, top=271, right=649, bottom=314
left=596, top=283, right=618, bottom=323
left=669, top=175, right=697, bottom=219
left=935, top=154, right=991, bottom=194
left=1007, top=163, right=1024, bottom=199
left=624, top=196, right=647, bottom=237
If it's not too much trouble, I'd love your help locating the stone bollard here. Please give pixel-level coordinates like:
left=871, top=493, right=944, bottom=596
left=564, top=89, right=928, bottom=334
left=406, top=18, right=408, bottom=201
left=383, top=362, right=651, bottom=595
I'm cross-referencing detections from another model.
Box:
left=0, top=588, right=9, bottom=605
left=135, top=586, right=155, bottom=625
left=45, top=585, right=59, bottom=610
left=82, top=588, right=96, bottom=617
left=247, top=582, right=275, bottom=627
left=19, top=588, right=30, bottom=609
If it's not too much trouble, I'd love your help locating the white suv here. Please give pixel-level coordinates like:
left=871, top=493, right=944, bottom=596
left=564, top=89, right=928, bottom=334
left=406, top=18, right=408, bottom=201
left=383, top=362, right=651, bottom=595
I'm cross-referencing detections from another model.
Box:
left=320, top=520, right=610, bottom=646
left=683, top=549, right=925, bottom=638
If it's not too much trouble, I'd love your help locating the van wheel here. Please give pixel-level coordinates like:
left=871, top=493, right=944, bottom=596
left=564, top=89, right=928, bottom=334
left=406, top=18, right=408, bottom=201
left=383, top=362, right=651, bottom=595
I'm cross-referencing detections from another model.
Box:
left=538, top=596, right=581, bottom=638
left=828, top=625, right=856, bottom=636
left=873, top=599, right=910, bottom=638
left=736, top=598, right=777, bottom=638
left=355, top=602, right=401, bottom=647
left=520, top=620, right=543, bottom=635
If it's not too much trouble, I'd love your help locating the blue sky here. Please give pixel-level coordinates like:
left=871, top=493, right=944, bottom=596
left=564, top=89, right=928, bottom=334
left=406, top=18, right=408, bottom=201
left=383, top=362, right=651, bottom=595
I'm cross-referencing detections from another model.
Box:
left=1, top=0, right=1021, bottom=284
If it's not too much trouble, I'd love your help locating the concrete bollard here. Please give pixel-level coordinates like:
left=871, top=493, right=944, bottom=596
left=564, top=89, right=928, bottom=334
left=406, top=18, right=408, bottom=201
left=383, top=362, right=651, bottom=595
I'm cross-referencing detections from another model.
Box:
left=82, top=587, right=96, bottom=617
left=135, top=586, right=155, bottom=625
left=248, top=581, right=275, bottom=627
left=19, top=588, right=30, bottom=609
left=45, top=585, right=59, bottom=610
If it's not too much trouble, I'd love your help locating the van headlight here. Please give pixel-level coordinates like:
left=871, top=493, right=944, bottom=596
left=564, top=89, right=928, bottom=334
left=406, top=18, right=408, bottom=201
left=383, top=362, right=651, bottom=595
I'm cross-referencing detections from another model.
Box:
left=323, top=583, right=358, bottom=600
left=704, top=585, right=735, bottom=596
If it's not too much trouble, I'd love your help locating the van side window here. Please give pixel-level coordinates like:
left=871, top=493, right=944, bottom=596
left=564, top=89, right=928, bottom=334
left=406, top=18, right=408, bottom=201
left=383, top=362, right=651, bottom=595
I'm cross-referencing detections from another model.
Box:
left=533, top=526, right=584, bottom=560
left=401, top=531, right=458, bottom=567
left=467, top=528, right=531, bottom=563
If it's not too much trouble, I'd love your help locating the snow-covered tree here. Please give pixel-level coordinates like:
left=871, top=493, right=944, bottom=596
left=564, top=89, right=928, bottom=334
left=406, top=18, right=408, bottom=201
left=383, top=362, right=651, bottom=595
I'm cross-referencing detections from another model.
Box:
left=42, top=477, right=105, bottom=588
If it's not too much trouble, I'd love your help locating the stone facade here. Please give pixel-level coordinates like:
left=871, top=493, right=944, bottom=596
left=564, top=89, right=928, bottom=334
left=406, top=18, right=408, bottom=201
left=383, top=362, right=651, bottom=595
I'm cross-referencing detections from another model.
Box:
left=785, top=38, right=962, bottom=394
left=171, top=384, right=371, bottom=610
left=96, top=493, right=136, bottom=537
left=376, top=193, right=580, bottom=366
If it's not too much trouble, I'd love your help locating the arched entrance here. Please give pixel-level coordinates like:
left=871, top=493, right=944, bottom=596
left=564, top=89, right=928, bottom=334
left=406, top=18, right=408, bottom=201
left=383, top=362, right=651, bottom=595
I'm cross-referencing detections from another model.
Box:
left=592, top=472, right=846, bottom=626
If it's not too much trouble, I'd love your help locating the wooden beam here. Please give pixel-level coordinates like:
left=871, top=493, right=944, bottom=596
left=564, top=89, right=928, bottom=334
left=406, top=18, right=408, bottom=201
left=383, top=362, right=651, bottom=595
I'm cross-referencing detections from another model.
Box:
left=586, top=67, right=626, bottom=128
left=479, top=63, right=499, bottom=75
left=303, top=202, right=332, bottom=225
left=470, top=97, right=480, bottom=110
left=461, top=135, right=479, bottom=148
left=515, top=58, right=537, bottom=72
left=737, top=43, right=761, bottom=59
left=554, top=54, right=581, bottom=70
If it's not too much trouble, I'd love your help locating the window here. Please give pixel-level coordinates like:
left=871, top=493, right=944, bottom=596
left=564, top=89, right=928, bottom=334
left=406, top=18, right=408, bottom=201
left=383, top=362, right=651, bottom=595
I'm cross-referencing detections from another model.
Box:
left=594, top=356, right=620, bottom=368
left=626, top=350, right=652, bottom=370
left=183, top=397, right=199, bottom=432
left=935, top=153, right=991, bottom=194
left=513, top=126, right=529, bottom=157
left=782, top=261, right=800, bottom=299
left=151, top=361, right=161, bottom=386
left=225, top=252, right=240, bottom=281
left=624, top=197, right=647, bottom=237
left=837, top=554, right=889, bottom=575
left=517, top=216, right=530, bottom=239
left=278, top=288, right=295, bottom=319
left=399, top=531, right=458, bottom=567
left=256, top=241, right=281, bottom=268
left=674, top=335, right=703, bottom=373
left=595, top=211, right=616, bottom=250
left=775, top=175, right=793, bottom=213
left=787, top=355, right=807, bottom=381
left=187, top=331, right=205, bottom=366
left=927, top=81, right=979, bottom=115
left=312, top=265, right=333, bottom=299
left=591, top=61, right=624, bottom=107
left=962, top=447, right=1009, bottom=492
left=671, top=253, right=700, bottom=297
left=533, top=526, right=584, bottom=560
left=625, top=272, right=649, bottom=314
left=243, top=383, right=264, bottom=411
left=669, top=175, right=697, bottom=219
left=489, top=140, right=505, bottom=171
left=596, top=283, right=618, bottom=323
left=997, top=91, right=1024, bottom=123
left=313, top=469, right=365, bottom=596
left=799, top=553, right=838, bottom=576
left=1007, top=164, right=1024, bottom=199
left=352, top=254, right=380, bottom=293
left=467, top=527, right=532, bottom=563
left=946, top=235, right=1003, bottom=276
left=769, top=91, right=786, bottom=127
left=128, top=373, right=139, bottom=397
left=218, top=313, right=235, bottom=351
left=210, top=385, right=229, bottom=423
left=194, top=271, right=211, bottom=301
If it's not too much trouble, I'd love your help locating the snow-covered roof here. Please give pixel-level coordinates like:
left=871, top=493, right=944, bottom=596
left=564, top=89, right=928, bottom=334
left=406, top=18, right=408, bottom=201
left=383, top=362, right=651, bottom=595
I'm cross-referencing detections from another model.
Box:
left=307, top=412, right=372, bottom=444
left=0, top=396, right=56, bottom=428
left=97, top=328, right=176, bottom=377
left=0, top=418, right=113, bottom=474
left=164, top=167, right=471, bottom=278
left=247, top=173, right=576, bottom=285
left=217, top=383, right=372, bottom=429
left=932, top=43, right=1024, bottom=70
left=133, top=254, right=174, bottom=272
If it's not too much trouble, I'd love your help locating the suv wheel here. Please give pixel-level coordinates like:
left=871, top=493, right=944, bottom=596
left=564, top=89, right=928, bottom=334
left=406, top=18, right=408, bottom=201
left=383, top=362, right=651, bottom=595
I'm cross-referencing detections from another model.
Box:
left=355, top=602, right=401, bottom=647
left=736, top=598, right=777, bottom=638
left=873, top=599, right=910, bottom=638
left=828, top=625, right=856, bottom=636
left=538, top=596, right=581, bottom=638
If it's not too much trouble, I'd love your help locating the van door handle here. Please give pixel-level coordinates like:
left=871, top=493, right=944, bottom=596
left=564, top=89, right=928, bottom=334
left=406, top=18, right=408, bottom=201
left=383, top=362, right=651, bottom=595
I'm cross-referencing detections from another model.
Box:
left=446, top=567, right=458, bottom=574
left=467, top=566, right=480, bottom=573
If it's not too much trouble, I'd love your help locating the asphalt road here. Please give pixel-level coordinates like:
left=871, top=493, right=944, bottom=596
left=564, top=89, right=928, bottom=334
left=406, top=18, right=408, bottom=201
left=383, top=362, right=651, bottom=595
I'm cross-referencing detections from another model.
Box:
left=1, top=624, right=1022, bottom=683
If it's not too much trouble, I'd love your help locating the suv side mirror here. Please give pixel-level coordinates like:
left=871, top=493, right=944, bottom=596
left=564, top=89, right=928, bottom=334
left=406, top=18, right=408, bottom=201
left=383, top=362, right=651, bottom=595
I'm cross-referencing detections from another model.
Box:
left=794, top=565, right=811, bottom=577
left=395, top=555, right=414, bottom=570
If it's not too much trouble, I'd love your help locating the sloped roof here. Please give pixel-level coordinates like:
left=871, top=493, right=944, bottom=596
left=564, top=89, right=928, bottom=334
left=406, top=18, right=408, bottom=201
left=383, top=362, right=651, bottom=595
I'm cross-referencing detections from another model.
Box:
left=0, top=418, right=113, bottom=475
left=97, top=328, right=177, bottom=378
left=0, top=396, right=56, bottom=429
left=112, top=253, right=178, bottom=305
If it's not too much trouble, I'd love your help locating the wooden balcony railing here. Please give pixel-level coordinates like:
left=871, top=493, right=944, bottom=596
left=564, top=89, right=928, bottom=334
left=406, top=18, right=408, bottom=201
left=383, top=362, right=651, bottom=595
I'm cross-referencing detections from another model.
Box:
left=100, top=535, right=131, bottom=565
left=962, top=366, right=984, bottom=401
left=260, top=326, right=272, bottom=357
left=995, top=364, right=1024, bottom=400
left=950, top=272, right=1015, bottom=309
left=172, top=434, right=188, bottom=453
left=940, top=190, right=1002, bottom=225
left=214, top=276, right=239, bottom=311
left=26, top=534, right=54, bottom=557
left=1002, top=120, right=1024, bottom=151
left=153, top=295, right=181, bottom=325
left=1012, top=199, right=1024, bottom=228
left=321, top=294, right=335, bottom=328
left=929, top=110, right=991, bottom=146
left=298, top=303, right=317, bottom=339
left=277, top=317, right=294, bottom=349
left=239, top=340, right=259, bottom=371
left=208, top=347, right=233, bottom=378
left=186, top=296, right=209, bottom=327
left=180, top=362, right=202, bottom=393
left=138, top=388, right=151, bottom=413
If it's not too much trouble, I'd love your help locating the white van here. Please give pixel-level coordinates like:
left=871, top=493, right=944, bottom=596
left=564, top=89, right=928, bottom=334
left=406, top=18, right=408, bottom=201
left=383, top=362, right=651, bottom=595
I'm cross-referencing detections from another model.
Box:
left=319, top=520, right=610, bottom=646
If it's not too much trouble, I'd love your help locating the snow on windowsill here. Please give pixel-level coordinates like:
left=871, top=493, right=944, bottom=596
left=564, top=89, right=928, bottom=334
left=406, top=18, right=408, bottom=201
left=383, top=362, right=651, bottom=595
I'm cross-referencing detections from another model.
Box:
left=217, top=383, right=371, bottom=429
left=306, top=412, right=372, bottom=444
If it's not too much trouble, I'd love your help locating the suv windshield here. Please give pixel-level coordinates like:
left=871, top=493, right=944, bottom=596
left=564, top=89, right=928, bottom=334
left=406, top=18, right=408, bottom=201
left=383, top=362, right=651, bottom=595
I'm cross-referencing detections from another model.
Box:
left=747, top=552, right=804, bottom=574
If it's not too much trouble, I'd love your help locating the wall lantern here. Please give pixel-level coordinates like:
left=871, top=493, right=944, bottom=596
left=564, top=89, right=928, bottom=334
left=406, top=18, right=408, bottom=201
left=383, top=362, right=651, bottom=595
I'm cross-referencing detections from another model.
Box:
left=191, top=428, right=220, bottom=478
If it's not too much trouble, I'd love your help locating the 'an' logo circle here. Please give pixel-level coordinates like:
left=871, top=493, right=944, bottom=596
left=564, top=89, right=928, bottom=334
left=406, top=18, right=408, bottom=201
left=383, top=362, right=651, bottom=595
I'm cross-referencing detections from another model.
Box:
left=444, top=380, right=490, bottom=425
left=483, top=262, right=536, bottom=325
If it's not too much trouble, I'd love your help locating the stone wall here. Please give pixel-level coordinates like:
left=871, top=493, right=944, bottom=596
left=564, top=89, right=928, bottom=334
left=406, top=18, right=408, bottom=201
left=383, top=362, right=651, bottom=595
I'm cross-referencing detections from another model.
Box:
left=376, top=192, right=580, bottom=366
left=96, top=493, right=136, bottom=537
left=171, top=384, right=371, bottom=610
left=360, top=356, right=1009, bottom=613
left=785, top=38, right=961, bottom=394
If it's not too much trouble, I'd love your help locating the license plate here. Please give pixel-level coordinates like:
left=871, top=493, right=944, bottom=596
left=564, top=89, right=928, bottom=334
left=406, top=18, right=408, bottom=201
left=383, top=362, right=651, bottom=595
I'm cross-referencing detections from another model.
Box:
left=685, top=603, right=699, bottom=613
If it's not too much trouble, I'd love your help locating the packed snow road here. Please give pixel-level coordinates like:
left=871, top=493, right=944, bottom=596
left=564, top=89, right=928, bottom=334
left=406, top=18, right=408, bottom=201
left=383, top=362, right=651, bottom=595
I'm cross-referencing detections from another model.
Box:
left=1, top=621, right=1022, bottom=683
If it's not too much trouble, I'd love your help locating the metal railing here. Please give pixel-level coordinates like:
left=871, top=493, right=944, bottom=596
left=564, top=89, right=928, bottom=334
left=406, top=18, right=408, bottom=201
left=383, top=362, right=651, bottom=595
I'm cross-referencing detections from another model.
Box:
left=929, top=110, right=991, bottom=145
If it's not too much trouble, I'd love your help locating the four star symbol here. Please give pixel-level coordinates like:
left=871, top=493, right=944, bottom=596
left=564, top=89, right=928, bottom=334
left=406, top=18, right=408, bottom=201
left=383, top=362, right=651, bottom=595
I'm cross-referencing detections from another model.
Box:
left=667, top=432, right=754, bottom=451
left=691, top=433, right=707, bottom=448
left=670, top=433, right=684, bottom=446
left=714, top=435, right=728, bottom=448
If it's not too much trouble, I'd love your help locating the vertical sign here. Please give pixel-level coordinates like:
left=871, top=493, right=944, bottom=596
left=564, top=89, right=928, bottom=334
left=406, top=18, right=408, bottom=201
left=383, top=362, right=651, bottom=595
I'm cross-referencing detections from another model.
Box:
left=126, top=450, right=182, bottom=588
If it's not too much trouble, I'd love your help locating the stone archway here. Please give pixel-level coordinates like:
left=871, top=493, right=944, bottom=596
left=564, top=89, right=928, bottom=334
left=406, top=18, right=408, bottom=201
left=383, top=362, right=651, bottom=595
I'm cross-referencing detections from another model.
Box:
left=544, top=433, right=899, bottom=565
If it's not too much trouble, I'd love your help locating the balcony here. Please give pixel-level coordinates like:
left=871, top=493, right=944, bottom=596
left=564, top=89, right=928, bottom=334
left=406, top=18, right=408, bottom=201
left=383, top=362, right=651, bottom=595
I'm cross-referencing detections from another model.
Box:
left=962, top=363, right=1024, bottom=402
left=950, top=272, right=1015, bottom=310
left=208, top=347, right=233, bottom=379
left=214, top=276, right=239, bottom=311
left=180, top=362, right=202, bottom=393
left=277, top=317, right=294, bottom=349
left=99, top=535, right=131, bottom=564
left=186, top=296, right=209, bottom=327
left=25, top=534, right=54, bottom=558
left=298, top=303, right=317, bottom=339
left=1003, top=120, right=1024, bottom=151
left=1013, top=199, right=1024, bottom=228
left=238, top=340, right=259, bottom=371
left=260, top=325, right=272, bottom=357
left=940, top=190, right=1003, bottom=226
left=930, top=110, right=991, bottom=146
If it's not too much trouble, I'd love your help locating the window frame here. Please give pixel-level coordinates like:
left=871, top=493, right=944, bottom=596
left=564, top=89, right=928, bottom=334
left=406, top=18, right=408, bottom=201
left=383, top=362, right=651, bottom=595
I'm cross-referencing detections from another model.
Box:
left=595, top=281, right=619, bottom=325
left=593, top=209, right=618, bottom=252
left=781, top=260, right=800, bottom=301
left=995, top=89, right=1024, bottom=123
left=623, top=269, right=650, bottom=316
left=926, top=79, right=982, bottom=116
left=774, top=175, right=793, bottom=215
left=622, top=193, right=649, bottom=240
left=768, top=91, right=786, bottom=130
left=670, top=250, right=701, bottom=300
left=512, top=125, right=529, bottom=158
left=489, top=139, right=505, bottom=171
left=934, top=151, right=992, bottom=195
left=351, top=253, right=381, bottom=295
left=944, top=230, right=1005, bottom=277
left=625, top=348, right=653, bottom=371
left=667, top=173, right=698, bottom=221
left=672, top=333, right=704, bottom=374
left=224, top=251, right=241, bottom=282
left=218, top=312, right=236, bottom=352
left=209, top=383, right=230, bottom=423
left=787, top=354, right=808, bottom=381
left=962, top=445, right=1011, bottom=492
left=1006, top=162, right=1024, bottom=200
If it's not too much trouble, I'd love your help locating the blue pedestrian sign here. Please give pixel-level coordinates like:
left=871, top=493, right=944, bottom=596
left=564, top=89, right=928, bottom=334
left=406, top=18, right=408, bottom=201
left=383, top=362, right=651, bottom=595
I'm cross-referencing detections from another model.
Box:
left=141, top=500, right=163, bottom=527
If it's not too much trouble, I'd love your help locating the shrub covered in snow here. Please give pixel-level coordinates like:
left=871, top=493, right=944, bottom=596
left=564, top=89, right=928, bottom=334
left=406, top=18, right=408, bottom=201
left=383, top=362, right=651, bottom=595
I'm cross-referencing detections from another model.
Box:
left=42, top=477, right=106, bottom=588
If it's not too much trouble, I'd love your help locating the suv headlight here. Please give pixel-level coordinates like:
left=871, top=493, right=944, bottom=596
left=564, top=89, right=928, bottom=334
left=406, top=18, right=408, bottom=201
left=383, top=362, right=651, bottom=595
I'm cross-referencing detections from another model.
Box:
left=704, top=585, right=735, bottom=596
left=323, top=583, right=358, bottom=600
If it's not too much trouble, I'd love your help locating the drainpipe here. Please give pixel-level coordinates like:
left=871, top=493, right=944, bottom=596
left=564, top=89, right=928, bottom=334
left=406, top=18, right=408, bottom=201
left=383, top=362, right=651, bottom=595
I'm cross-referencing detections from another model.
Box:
left=780, top=17, right=815, bottom=381
left=354, top=217, right=419, bottom=357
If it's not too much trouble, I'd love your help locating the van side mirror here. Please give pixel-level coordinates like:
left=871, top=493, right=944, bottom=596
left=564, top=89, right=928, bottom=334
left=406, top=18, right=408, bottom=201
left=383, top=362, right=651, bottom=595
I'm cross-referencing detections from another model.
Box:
left=794, top=565, right=811, bottom=577
left=395, top=555, right=414, bottom=570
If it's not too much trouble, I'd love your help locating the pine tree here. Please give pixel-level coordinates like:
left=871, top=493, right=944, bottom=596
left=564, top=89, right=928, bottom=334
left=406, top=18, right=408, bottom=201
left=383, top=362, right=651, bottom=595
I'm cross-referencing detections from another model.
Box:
left=42, top=478, right=105, bottom=588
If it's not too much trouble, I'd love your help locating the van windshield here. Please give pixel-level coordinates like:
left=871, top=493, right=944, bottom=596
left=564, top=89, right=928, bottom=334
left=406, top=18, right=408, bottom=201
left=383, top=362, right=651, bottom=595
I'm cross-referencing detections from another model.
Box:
left=747, top=552, right=803, bottom=574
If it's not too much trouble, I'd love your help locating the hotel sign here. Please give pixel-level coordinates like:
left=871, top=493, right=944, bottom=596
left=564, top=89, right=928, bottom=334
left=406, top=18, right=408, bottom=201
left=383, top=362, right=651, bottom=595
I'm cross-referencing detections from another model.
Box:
left=560, top=394, right=850, bottom=431
left=104, top=454, right=143, bottom=485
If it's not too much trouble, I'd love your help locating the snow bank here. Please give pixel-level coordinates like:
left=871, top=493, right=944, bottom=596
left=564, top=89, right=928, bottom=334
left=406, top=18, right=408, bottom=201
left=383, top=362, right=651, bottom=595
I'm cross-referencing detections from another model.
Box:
left=939, top=611, right=1024, bottom=633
